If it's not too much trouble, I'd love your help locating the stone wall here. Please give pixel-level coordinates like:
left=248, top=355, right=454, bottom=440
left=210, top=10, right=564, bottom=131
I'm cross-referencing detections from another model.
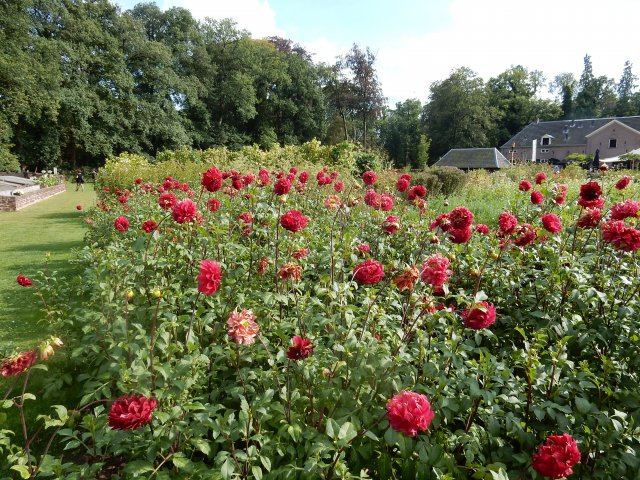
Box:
left=0, top=183, right=66, bottom=212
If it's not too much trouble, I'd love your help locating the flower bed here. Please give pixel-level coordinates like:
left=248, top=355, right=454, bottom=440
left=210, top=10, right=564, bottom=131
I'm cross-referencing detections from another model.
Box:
left=2, top=167, right=640, bottom=478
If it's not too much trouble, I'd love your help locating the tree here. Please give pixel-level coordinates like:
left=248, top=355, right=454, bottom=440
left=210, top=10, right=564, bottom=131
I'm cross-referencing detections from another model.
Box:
left=615, top=61, right=638, bottom=117
left=379, top=99, right=426, bottom=168
left=574, top=54, right=617, bottom=118
left=344, top=45, right=385, bottom=150
left=423, top=67, right=499, bottom=160
left=550, top=73, right=577, bottom=119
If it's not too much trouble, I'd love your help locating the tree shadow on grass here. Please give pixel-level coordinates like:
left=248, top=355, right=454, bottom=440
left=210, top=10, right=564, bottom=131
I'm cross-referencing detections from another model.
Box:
left=39, top=211, right=83, bottom=220
left=3, top=241, right=82, bottom=256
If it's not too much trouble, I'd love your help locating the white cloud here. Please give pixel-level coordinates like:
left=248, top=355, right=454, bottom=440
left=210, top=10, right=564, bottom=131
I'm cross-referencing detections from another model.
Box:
left=162, top=0, right=285, bottom=38
left=302, top=37, right=346, bottom=65
left=376, top=0, right=640, bottom=105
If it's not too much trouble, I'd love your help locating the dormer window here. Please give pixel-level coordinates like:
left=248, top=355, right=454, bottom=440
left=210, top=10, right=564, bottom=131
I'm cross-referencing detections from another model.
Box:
left=609, top=139, right=617, bottom=148
left=541, top=136, right=551, bottom=146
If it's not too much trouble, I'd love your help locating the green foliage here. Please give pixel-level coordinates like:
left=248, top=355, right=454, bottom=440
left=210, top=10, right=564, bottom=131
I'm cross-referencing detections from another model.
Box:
left=0, top=145, right=20, bottom=172
left=564, top=153, right=593, bottom=165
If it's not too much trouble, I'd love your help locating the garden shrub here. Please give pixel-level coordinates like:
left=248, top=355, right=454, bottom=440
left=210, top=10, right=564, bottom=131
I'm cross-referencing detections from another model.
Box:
left=3, top=166, right=640, bottom=479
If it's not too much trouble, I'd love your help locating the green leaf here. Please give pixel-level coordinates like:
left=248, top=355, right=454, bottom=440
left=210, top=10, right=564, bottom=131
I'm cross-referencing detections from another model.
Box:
left=123, top=460, right=155, bottom=476
left=252, top=466, right=263, bottom=480
left=220, top=458, right=235, bottom=478
left=192, top=438, right=211, bottom=456
left=10, top=465, right=31, bottom=479
left=575, top=397, right=591, bottom=414
left=260, top=455, right=271, bottom=472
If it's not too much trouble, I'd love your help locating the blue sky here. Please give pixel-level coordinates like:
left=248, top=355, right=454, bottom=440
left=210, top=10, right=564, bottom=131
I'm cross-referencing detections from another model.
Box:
left=113, top=0, right=640, bottom=105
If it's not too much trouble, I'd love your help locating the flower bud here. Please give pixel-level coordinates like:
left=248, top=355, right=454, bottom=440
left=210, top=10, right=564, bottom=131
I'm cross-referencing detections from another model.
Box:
left=152, top=289, right=162, bottom=299
left=126, top=289, right=134, bottom=300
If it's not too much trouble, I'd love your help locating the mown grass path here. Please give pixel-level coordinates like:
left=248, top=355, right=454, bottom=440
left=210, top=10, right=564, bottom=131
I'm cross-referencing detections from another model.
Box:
left=0, top=182, right=95, bottom=352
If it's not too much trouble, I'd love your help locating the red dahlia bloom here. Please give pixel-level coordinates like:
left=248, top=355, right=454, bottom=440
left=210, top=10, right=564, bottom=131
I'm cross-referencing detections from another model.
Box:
left=201, top=167, right=223, bottom=192
left=281, top=209, right=309, bottom=232
left=382, top=215, right=400, bottom=234
left=553, top=184, right=567, bottom=205
left=197, top=259, right=222, bottom=295
left=610, top=200, right=639, bottom=220
left=386, top=391, right=434, bottom=437
left=396, top=177, right=410, bottom=192
left=576, top=207, right=602, bottom=228
left=298, top=171, right=309, bottom=184
left=393, top=266, right=420, bottom=292
left=602, top=220, right=640, bottom=251
left=274, top=177, right=292, bottom=195
left=135, top=177, right=142, bottom=184
left=541, top=213, right=562, bottom=233
left=430, top=213, right=451, bottom=232
left=475, top=224, right=490, bottom=234
left=353, top=259, right=385, bottom=285
left=421, top=254, right=451, bottom=287
left=535, top=171, right=547, bottom=184
left=278, top=263, right=302, bottom=281
left=158, top=193, right=177, bottom=210
left=172, top=199, right=197, bottom=223
left=531, top=433, right=580, bottom=479
left=356, top=243, right=370, bottom=255
left=514, top=223, right=537, bottom=246
left=1, top=350, right=38, bottom=377
left=519, top=180, right=532, bottom=191
left=258, top=169, right=270, bottom=186
left=287, top=335, right=314, bottom=360
left=530, top=190, right=544, bottom=205
left=362, top=170, right=377, bottom=185
left=76, top=204, right=82, bottom=211
left=448, top=227, right=472, bottom=244
left=291, top=247, right=310, bottom=259
left=449, top=206, right=474, bottom=229
left=227, top=308, right=259, bottom=345
left=108, top=395, right=157, bottom=431
left=407, top=185, right=427, bottom=200
left=498, top=212, right=518, bottom=236
left=462, top=301, right=497, bottom=329
left=257, top=256, right=269, bottom=275
left=16, top=275, right=32, bottom=287
left=207, top=198, right=220, bottom=213
left=142, top=220, right=158, bottom=233
left=334, top=180, right=344, bottom=192
left=615, top=175, right=631, bottom=190
left=238, top=212, right=253, bottom=224
left=380, top=193, right=394, bottom=211
left=114, top=216, right=129, bottom=232
left=578, top=181, right=603, bottom=209
left=364, top=189, right=380, bottom=208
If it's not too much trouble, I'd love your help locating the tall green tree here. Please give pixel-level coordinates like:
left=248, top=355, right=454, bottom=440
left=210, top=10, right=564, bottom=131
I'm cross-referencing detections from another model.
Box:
left=379, top=99, right=426, bottom=168
left=615, top=61, right=638, bottom=117
left=423, top=67, right=499, bottom=160
left=574, top=54, right=617, bottom=118
left=550, top=73, right=577, bottom=119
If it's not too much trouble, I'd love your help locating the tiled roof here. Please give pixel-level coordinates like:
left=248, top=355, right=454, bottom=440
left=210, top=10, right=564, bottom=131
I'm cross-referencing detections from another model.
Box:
left=434, top=148, right=511, bottom=169
left=500, top=116, right=640, bottom=149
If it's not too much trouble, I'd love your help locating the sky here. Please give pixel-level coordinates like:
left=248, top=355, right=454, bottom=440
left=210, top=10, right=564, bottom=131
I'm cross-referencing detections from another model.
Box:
left=113, top=0, right=640, bottom=106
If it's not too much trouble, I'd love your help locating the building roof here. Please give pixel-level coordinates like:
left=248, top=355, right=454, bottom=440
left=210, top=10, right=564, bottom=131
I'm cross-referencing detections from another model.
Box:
left=434, top=148, right=511, bottom=169
left=500, top=116, right=640, bottom=149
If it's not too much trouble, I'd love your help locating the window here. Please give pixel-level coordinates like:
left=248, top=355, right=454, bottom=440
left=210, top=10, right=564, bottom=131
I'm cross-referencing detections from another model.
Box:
left=541, top=149, right=549, bottom=153
left=541, top=137, right=550, bottom=146
left=609, top=139, right=617, bottom=148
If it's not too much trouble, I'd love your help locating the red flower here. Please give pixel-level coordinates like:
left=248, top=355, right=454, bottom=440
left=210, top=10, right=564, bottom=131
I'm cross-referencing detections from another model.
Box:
left=535, top=171, right=547, bottom=184
left=114, top=216, right=129, bottom=232
left=1, top=350, right=38, bottom=377
left=541, top=213, right=562, bottom=233
left=158, top=193, right=177, bottom=210
left=172, top=199, right=197, bottom=223
left=449, top=206, right=474, bottom=229
left=287, top=336, right=314, bottom=360
left=602, top=220, right=640, bottom=251
left=396, top=177, right=410, bottom=192
left=578, top=181, right=603, bottom=209
left=518, top=180, right=532, bottom=191
left=577, top=208, right=602, bottom=228
left=475, top=224, right=490, bottom=234
left=108, top=395, right=157, bottom=431
left=298, top=171, right=309, bottom=184
left=553, top=184, right=567, bottom=205
left=274, top=177, right=292, bottom=195
left=514, top=223, right=537, bottom=247
left=334, top=180, right=344, bottom=192
left=292, top=247, right=310, bottom=259
left=356, top=243, right=370, bottom=255
left=407, top=185, right=426, bottom=200
left=278, top=263, right=302, bottom=282
left=142, top=220, right=158, bottom=233
left=258, top=169, right=270, bottom=186
left=610, top=200, right=639, bottom=220
left=615, top=175, right=631, bottom=190
left=448, top=227, right=472, bottom=244
left=257, top=256, right=269, bottom=276
left=531, top=433, right=580, bottom=479
left=364, top=189, right=380, bottom=208
left=386, top=391, right=434, bottom=437
left=393, top=266, right=420, bottom=292
left=530, top=190, right=544, bottom=205
left=135, top=177, right=142, bottom=184
left=118, top=195, right=128, bottom=204
left=238, top=212, right=253, bottom=224
left=76, top=204, right=82, bottom=211
left=227, top=308, right=259, bottom=345
left=281, top=210, right=309, bottom=233
left=207, top=198, right=220, bottom=213
left=382, top=215, right=400, bottom=235
left=362, top=170, right=377, bottom=185
left=201, top=167, right=223, bottom=192
left=380, top=193, right=394, bottom=211
left=421, top=254, right=451, bottom=287
left=498, top=212, right=518, bottom=236
left=197, top=259, right=222, bottom=295
left=16, top=275, right=32, bottom=287
left=462, top=302, right=497, bottom=329
left=353, top=259, right=385, bottom=285
left=430, top=213, right=451, bottom=232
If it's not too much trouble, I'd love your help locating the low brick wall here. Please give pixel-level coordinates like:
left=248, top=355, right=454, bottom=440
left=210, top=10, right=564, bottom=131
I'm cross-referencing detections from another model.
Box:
left=0, top=183, right=66, bottom=212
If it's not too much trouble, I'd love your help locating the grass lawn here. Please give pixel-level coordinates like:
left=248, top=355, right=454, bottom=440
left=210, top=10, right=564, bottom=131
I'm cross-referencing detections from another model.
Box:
left=0, top=182, right=96, bottom=353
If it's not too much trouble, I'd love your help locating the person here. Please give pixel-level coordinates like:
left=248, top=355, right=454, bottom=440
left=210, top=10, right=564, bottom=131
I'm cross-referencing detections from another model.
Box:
left=75, top=170, right=85, bottom=191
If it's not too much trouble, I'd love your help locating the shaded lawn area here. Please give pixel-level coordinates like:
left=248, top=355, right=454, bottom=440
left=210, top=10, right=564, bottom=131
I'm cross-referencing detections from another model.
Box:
left=0, top=182, right=96, bottom=353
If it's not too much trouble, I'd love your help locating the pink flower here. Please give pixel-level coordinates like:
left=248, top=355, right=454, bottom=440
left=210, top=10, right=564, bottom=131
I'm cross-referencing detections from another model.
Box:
left=541, top=214, right=562, bottom=233
left=287, top=336, right=314, bottom=360
left=197, top=260, right=222, bottom=295
left=114, top=216, right=129, bottom=232
left=227, top=308, right=259, bottom=345
left=386, top=391, right=434, bottom=437
left=298, top=171, right=309, bottom=184
left=362, top=170, right=377, bottom=186
left=531, top=433, right=580, bottom=479
left=108, top=395, right=156, bottom=430
left=462, top=302, right=497, bottom=329
left=356, top=243, right=370, bottom=255
left=172, top=199, right=198, bottom=223
left=379, top=193, right=394, bottom=211
left=334, top=181, right=344, bottom=192
left=421, top=254, right=451, bottom=287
